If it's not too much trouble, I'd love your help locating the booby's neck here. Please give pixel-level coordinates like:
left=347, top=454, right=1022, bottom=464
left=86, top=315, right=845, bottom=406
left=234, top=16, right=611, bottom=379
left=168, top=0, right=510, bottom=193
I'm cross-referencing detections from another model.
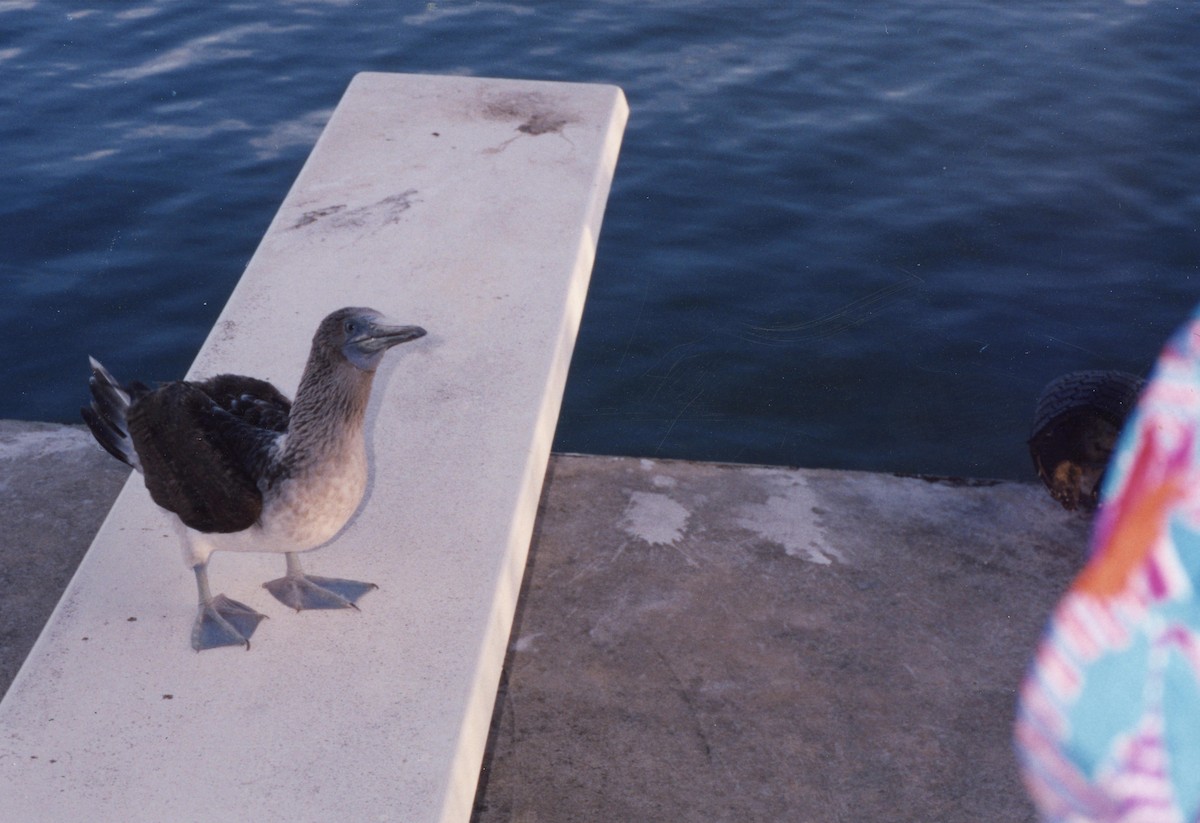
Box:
left=281, top=347, right=376, bottom=475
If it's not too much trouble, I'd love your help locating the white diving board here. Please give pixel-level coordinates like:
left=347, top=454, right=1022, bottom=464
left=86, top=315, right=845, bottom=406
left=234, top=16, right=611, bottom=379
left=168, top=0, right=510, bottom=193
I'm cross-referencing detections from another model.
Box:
left=0, top=72, right=628, bottom=822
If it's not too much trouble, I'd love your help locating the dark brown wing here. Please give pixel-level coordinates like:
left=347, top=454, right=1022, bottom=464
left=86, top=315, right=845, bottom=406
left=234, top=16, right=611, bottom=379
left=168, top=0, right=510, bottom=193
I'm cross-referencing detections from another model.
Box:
left=127, top=381, right=271, bottom=533
left=193, top=374, right=291, bottom=432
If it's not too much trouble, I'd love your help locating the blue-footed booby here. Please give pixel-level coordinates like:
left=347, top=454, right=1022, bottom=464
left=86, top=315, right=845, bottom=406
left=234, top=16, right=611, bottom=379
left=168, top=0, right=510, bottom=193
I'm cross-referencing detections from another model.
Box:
left=81, top=307, right=427, bottom=651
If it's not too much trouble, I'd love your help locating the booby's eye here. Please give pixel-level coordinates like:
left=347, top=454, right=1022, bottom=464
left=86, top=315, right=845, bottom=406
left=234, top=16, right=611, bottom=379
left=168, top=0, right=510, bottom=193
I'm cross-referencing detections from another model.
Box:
left=344, top=319, right=357, bottom=336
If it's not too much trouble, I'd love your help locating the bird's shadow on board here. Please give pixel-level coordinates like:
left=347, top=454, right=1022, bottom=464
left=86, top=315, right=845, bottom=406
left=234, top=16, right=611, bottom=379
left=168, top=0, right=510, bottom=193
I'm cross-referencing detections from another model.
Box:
left=343, top=331, right=442, bottom=534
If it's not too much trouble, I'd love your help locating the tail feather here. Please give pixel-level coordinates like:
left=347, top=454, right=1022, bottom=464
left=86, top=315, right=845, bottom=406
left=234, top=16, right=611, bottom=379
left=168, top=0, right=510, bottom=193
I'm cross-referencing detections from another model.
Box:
left=82, top=357, right=142, bottom=471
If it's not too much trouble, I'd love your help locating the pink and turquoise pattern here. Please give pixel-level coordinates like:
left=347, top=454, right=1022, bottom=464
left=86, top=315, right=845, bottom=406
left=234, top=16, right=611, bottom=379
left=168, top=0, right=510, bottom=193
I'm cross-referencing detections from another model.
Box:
left=1016, top=315, right=1200, bottom=821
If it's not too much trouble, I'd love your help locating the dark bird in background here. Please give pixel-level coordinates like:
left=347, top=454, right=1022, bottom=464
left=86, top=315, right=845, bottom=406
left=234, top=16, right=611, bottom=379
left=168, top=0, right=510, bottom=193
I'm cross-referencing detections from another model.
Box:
left=82, top=307, right=427, bottom=651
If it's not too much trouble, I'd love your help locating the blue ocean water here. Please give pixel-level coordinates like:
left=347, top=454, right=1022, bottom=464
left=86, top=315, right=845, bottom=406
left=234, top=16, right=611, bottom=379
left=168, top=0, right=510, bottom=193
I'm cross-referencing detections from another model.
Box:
left=1, top=1, right=1197, bottom=480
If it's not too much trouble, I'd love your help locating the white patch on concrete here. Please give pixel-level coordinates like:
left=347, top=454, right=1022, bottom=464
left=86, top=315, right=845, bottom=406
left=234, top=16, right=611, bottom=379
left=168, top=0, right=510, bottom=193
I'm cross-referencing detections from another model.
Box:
left=621, top=490, right=690, bottom=546
left=651, top=474, right=677, bottom=489
left=512, top=633, right=541, bottom=653
left=736, top=478, right=845, bottom=565
left=639, top=458, right=656, bottom=471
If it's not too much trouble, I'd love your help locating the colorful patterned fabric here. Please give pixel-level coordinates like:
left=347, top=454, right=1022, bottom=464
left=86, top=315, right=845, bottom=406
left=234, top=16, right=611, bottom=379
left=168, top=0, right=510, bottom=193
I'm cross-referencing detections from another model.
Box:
left=1016, top=315, right=1200, bottom=822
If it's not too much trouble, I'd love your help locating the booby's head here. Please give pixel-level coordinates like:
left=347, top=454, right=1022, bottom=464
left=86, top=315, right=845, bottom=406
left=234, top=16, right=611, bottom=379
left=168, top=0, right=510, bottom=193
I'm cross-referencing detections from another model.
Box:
left=319, top=307, right=427, bottom=373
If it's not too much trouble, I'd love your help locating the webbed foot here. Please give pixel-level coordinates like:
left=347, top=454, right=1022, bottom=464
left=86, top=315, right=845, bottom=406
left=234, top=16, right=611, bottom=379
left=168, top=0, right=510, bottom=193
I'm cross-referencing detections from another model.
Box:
left=192, top=594, right=267, bottom=651
left=263, top=574, right=378, bottom=611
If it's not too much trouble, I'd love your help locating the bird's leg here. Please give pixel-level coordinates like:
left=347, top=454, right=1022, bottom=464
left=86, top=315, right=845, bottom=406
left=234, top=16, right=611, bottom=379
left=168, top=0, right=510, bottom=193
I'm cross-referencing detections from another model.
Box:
left=262, top=552, right=378, bottom=611
left=191, top=563, right=267, bottom=651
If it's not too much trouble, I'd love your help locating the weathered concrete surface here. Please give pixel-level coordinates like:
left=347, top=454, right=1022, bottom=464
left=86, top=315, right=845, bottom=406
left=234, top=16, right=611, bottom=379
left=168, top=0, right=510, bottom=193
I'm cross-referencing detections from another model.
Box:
left=472, top=455, right=1091, bottom=823
left=0, top=423, right=1091, bottom=820
left=0, top=422, right=129, bottom=693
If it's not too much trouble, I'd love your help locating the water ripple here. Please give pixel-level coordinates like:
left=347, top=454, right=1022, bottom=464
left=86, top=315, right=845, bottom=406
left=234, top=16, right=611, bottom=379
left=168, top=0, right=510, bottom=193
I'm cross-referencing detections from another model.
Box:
left=1, top=0, right=1197, bottom=479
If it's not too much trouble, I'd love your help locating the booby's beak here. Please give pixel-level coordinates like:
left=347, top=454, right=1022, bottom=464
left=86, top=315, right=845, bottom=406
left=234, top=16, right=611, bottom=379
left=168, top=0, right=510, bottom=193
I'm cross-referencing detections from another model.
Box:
left=355, top=320, right=427, bottom=353
left=338, top=309, right=427, bottom=372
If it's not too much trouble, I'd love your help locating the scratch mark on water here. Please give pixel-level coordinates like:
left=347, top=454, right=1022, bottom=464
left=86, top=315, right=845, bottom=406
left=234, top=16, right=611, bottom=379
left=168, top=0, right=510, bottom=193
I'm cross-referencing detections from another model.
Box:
left=1041, top=334, right=1106, bottom=359
left=739, top=271, right=925, bottom=344
left=655, top=387, right=704, bottom=453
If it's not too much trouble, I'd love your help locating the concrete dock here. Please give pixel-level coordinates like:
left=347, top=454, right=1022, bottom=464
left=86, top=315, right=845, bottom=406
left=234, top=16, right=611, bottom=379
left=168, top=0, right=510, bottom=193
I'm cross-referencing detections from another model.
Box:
left=1, top=420, right=1090, bottom=821
left=0, top=72, right=629, bottom=823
